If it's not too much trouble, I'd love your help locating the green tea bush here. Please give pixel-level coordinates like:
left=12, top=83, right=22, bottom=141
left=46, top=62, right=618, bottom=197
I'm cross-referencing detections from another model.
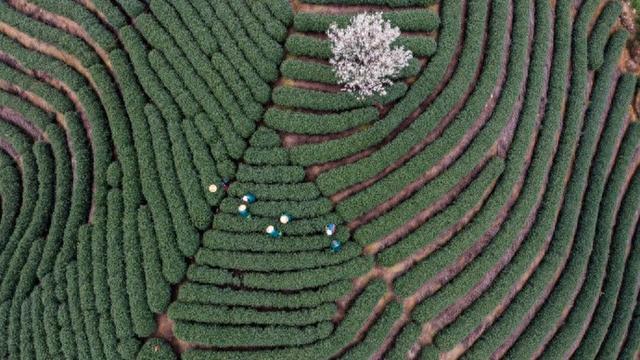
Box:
left=29, top=287, right=50, bottom=359
left=300, top=0, right=435, bottom=6
left=65, top=263, right=92, bottom=359
left=542, top=70, right=635, bottom=357
left=241, top=256, right=371, bottom=291
left=169, top=302, right=336, bottom=326
left=0, top=4, right=100, bottom=66
left=202, top=231, right=348, bottom=254
left=145, top=104, right=199, bottom=256
left=587, top=1, right=622, bottom=70
left=274, top=82, right=406, bottom=112
left=195, top=244, right=359, bottom=272
left=218, top=197, right=331, bottom=218
left=178, top=280, right=352, bottom=309
left=236, top=164, right=305, bottom=184
left=262, top=0, right=293, bottom=25
left=264, top=106, right=379, bottom=135
left=185, top=265, right=241, bottom=286
left=573, top=123, right=640, bottom=358
left=248, top=1, right=288, bottom=42
left=506, top=29, right=630, bottom=358
left=171, top=1, right=218, bottom=56
left=377, top=157, right=504, bottom=265
left=465, top=1, right=608, bottom=356
left=106, top=189, right=134, bottom=339
left=437, top=0, right=561, bottom=351
left=137, top=338, right=176, bottom=360
left=188, top=1, right=273, bottom=102
left=294, top=10, right=439, bottom=33
left=181, top=280, right=385, bottom=359
left=75, top=226, right=108, bottom=360
left=226, top=0, right=283, bottom=63
left=341, top=302, right=402, bottom=358
left=175, top=320, right=333, bottom=347
left=208, top=0, right=280, bottom=81
left=181, top=120, right=222, bottom=206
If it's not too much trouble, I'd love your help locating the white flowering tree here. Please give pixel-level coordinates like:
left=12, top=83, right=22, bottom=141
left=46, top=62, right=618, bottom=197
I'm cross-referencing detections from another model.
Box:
left=327, top=12, right=413, bottom=99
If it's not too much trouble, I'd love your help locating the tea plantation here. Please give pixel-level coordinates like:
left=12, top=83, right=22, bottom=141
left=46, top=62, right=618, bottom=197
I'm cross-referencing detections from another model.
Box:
left=0, top=0, right=639, bottom=359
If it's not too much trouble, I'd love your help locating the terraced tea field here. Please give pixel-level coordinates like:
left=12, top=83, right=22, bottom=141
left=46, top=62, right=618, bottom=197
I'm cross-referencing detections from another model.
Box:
left=1, top=0, right=640, bottom=358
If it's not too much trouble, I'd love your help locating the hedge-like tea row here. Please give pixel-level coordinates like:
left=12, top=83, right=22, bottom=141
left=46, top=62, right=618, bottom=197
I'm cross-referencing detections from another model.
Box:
left=506, top=29, right=631, bottom=358
left=264, top=106, right=380, bottom=135
left=542, top=70, right=635, bottom=357
left=280, top=58, right=421, bottom=86
left=195, top=244, right=359, bottom=272
left=382, top=3, right=532, bottom=310
left=594, top=170, right=640, bottom=358
left=168, top=302, right=336, bottom=326
left=1, top=0, right=639, bottom=358
left=174, top=320, right=334, bottom=347
left=463, top=1, right=611, bottom=356
left=587, top=1, right=621, bottom=70
left=294, top=10, right=440, bottom=33
left=436, top=16, right=615, bottom=352
left=301, top=0, right=436, bottom=6
left=286, top=34, right=437, bottom=59
left=273, top=83, right=407, bottom=111
left=181, top=280, right=386, bottom=359
left=572, top=123, right=640, bottom=358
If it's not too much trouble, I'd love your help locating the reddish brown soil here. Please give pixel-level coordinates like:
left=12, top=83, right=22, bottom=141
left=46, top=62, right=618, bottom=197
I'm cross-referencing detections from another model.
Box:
left=154, top=313, right=195, bottom=353
left=0, top=138, right=20, bottom=161
left=0, top=106, right=44, bottom=141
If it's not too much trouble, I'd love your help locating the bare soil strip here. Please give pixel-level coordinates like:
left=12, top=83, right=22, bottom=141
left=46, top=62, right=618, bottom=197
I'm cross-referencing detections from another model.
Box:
left=0, top=106, right=44, bottom=141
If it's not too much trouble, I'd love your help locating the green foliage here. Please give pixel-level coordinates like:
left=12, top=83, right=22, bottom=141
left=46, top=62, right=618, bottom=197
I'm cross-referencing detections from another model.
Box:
left=0, top=0, right=638, bottom=358
left=286, top=34, right=436, bottom=59
left=202, top=227, right=349, bottom=253
left=145, top=104, right=200, bottom=256
left=300, top=0, right=435, bottom=6
left=169, top=302, right=336, bottom=326
left=175, top=320, right=333, bottom=347
left=178, top=280, right=352, bottom=309
left=194, top=243, right=359, bottom=272
left=294, top=9, right=440, bottom=32
left=106, top=161, right=122, bottom=188
left=106, top=189, right=134, bottom=339
left=137, top=338, right=176, bottom=360
left=507, top=28, right=631, bottom=358
left=264, top=106, right=379, bottom=135
left=587, top=1, right=622, bottom=70
left=573, top=123, right=640, bottom=358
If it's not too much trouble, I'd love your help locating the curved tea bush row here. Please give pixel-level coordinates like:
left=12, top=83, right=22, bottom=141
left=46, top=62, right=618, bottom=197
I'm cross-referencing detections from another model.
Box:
left=587, top=1, right=622, bottom=70
left=0, top=0, right=639, bottom=358
left=300, top=0, right=436, bottom=6
left=294, top=10, right=440, bottom=33
left=572, top=123, right=640, bottom=358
